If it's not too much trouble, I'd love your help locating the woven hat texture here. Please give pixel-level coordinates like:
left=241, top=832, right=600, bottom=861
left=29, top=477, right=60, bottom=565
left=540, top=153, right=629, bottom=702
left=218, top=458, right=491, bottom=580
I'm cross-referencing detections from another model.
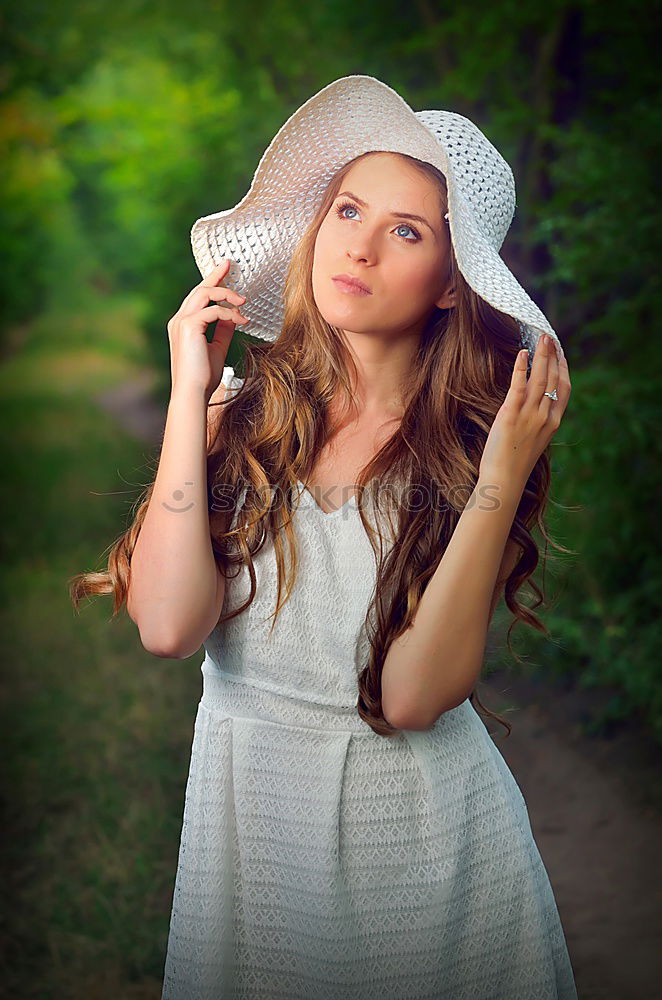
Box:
left=191, top=74, right=562, bottom=360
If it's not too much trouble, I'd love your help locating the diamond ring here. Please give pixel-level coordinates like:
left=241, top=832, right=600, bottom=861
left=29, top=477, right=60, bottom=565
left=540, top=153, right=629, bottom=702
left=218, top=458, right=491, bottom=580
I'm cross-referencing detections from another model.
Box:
left=543, top=388, right=559, bottom=401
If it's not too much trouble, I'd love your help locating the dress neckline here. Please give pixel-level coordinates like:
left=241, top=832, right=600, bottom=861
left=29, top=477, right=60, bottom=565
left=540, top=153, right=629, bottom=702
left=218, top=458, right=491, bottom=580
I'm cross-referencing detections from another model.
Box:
left=296, top=479, right=358, bottom=518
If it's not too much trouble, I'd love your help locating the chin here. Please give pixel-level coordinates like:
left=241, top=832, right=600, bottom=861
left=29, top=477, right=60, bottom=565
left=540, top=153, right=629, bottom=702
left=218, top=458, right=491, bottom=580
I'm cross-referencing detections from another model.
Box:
left=312, top=294, right=353, bottom=331
left=317, top=310, right=367, bottom=335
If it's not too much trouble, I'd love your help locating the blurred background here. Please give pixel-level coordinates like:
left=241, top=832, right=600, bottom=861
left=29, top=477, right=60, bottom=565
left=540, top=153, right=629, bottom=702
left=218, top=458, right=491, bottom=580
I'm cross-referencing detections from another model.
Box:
left=1, top=1, right=660, bottom=997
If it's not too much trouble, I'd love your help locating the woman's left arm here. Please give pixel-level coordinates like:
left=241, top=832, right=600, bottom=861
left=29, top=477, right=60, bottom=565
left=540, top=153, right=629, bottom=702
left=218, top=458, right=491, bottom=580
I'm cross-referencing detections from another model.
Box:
left=381, top=334, right=572, bottom=732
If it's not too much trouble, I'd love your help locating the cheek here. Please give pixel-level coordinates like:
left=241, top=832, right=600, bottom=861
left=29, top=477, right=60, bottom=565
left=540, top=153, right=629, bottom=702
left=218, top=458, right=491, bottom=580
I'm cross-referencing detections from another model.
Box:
left=390, top=258, right=436, bottom=296
left=410, top=257, right=446, bottom=296
left=384, top=259, right=446, bottom=321
left=311, top=236, right=331, bottom=301
left=312, top=225, right=336, bottom=284
left=314, top=222, right=333, bottom=260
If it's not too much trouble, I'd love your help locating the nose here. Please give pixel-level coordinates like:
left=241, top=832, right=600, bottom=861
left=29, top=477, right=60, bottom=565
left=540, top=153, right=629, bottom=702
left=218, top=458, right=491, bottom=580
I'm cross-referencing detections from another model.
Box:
left=346, top=243, right=374, bottom=264
left=344, top=223, right=379, bottom=264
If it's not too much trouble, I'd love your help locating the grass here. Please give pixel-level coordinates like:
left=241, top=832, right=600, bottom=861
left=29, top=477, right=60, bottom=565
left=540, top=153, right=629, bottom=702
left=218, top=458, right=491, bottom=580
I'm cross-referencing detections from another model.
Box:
left=1, top=297, right=202, bottom=998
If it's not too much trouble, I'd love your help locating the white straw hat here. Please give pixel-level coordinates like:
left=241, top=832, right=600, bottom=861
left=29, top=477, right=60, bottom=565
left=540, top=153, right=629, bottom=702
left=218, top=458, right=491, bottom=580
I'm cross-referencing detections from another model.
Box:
left=190, top=74, right=563, bottom=361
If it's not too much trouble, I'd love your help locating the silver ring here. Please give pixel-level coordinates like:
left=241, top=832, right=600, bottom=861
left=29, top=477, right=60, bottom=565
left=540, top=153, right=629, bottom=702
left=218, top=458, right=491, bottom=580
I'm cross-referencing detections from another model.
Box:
left=543, top=388, right=559, bottom=401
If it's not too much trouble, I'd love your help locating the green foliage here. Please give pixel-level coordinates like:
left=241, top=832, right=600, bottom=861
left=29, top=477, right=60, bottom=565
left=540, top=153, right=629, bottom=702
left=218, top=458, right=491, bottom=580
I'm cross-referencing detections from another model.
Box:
left=0, top=316, right=202, bottom=993
left=508, top=351, right=662, bottom=740
left=1, top=0, right=661, bottom=989
left=0, top=545, right=189, bottom=995
left=1, top=0, right=659, bottom=762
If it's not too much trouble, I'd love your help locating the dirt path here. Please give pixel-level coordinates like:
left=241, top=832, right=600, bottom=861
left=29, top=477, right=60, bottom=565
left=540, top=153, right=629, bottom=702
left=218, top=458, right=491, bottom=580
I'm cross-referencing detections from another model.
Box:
left=96, top=374, right=662, bottom=1000
left=483, top=670, right=661, bottom=1000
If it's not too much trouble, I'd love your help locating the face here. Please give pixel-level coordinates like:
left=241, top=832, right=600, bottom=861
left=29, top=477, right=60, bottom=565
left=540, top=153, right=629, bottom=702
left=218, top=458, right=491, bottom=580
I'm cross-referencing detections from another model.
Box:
left=311, top=153, right=454, bottom=340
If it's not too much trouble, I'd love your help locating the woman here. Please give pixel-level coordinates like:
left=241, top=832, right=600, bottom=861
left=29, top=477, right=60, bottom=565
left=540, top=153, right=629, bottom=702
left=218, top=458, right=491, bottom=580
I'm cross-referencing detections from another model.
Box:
left=71, top=76, right=577, bottom=998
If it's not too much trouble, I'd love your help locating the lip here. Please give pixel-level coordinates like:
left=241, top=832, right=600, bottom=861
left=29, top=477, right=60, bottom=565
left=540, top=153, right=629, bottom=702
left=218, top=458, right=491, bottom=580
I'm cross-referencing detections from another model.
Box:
left=332, top=274, right=372, bottom=296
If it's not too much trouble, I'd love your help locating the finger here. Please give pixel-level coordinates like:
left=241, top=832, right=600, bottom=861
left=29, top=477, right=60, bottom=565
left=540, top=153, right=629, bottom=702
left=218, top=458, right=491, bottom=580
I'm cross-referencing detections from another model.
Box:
left=551, top=336, right=565, bottom=365
left=200, top=259, right=232, bottom=286
left=524, top=333, right=551, bottom=406
left=181, top=304, right=250, bottom=330
left=209, top=304, right=250, bottom=327
left=180, top=283, right=247, bottom=319
left=179, top=259, right=234, bottom=313
left=509, top=348, right=529, bottom=400
left=554, top=352, right=572, bottom=411
left=540, top=335, right=560, bottom=419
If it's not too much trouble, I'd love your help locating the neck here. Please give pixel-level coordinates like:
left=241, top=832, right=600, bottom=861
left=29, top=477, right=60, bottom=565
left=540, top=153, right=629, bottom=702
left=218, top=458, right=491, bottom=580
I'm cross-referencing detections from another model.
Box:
left=336, top=326, right=420, bottom=419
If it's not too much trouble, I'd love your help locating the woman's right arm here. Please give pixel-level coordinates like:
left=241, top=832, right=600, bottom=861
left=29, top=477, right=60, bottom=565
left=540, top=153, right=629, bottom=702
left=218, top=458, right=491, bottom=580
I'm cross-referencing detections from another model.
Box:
left=126, top=259, right=250, bottom=658
left=126, top=383, right=229, bottom=659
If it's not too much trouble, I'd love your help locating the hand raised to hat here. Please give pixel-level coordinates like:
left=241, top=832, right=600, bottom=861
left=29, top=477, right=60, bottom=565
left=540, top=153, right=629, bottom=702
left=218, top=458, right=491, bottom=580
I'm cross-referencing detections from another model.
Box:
left=478, top=334, right=571, bottom=491
left=166, top=259, right=251, bottom=403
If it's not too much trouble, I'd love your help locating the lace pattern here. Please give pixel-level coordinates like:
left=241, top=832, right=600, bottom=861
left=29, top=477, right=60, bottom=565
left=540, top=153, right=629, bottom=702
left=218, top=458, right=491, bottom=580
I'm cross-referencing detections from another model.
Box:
left=161, top=368, right=578, bottom=999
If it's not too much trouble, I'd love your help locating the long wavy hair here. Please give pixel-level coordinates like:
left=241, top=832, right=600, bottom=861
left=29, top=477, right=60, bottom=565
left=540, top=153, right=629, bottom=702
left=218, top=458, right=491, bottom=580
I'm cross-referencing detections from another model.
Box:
left=70, top=150, right=570, bottom=739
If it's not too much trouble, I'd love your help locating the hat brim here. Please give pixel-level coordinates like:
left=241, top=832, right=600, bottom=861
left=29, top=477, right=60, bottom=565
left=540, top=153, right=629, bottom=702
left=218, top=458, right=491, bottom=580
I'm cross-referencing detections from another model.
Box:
left=191, top=74, right=561, bottom=360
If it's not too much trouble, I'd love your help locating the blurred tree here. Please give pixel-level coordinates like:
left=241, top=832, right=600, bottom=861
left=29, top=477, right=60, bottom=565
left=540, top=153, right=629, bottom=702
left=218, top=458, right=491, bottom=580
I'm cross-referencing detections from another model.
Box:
left=1, top=0, right=660, bottom=733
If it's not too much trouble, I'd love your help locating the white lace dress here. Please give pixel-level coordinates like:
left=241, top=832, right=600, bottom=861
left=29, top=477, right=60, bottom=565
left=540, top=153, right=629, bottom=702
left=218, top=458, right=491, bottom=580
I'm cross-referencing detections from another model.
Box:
left=161, top=367, right=578, bottom=1000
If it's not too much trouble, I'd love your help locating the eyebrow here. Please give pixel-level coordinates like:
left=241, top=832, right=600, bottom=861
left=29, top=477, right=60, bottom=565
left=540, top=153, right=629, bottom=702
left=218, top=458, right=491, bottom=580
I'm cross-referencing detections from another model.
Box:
left=336, top=190, right=437, bottom=234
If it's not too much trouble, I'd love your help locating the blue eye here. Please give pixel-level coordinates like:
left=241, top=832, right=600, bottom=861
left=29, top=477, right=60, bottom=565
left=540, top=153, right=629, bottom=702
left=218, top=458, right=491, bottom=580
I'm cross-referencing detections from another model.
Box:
left=334, top=201, right=421, bottom=242
left=394, top=223, right=418, bottom=240
left=337, top=202, right=358, bottom=220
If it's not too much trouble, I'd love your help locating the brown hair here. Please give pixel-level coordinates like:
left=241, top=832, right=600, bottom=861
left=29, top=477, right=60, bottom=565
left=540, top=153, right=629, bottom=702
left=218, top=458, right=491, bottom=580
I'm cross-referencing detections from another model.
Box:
left=70, top=151, right=570, bottom=738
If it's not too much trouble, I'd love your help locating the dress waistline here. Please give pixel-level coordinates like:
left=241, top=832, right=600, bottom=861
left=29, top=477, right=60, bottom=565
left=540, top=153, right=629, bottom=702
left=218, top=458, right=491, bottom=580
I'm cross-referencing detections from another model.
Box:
left=200, top=657, right=384, bottom=739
